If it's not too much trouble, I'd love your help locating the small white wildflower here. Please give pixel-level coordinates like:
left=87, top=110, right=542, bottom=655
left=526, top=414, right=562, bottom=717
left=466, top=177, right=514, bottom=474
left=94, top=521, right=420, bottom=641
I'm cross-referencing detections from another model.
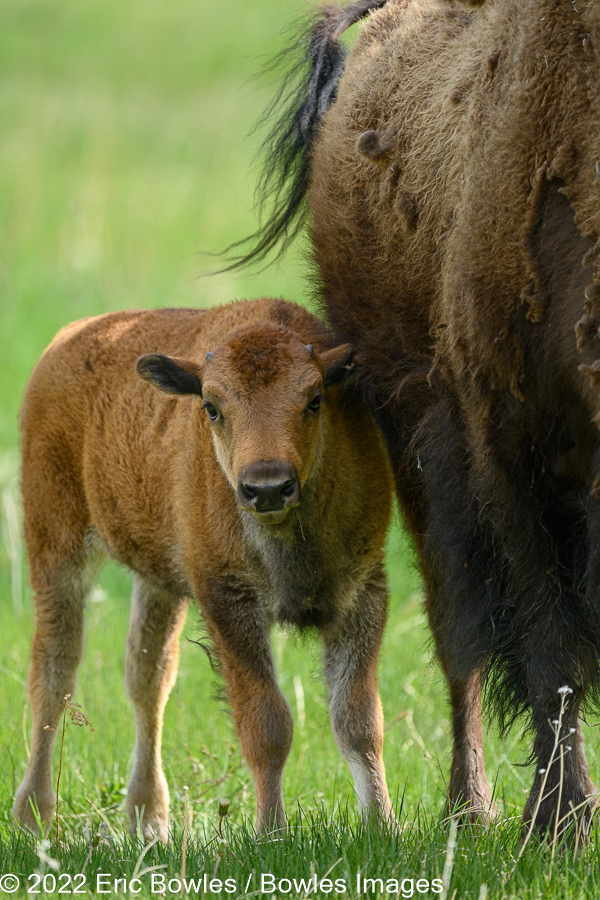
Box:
left=570, top=727, right=576, bottom=734
left=552, top=719, right=560, bottom=726
left=558, top=686, right=573, bottom=695
left=566, top=745, right=573, bottom=751
left=539, top=768, right=546, bottom=774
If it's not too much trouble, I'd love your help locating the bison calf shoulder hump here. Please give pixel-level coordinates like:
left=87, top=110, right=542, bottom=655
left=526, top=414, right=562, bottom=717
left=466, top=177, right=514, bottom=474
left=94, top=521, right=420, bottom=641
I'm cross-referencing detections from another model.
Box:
left=13, top=297, right=394, bottom=840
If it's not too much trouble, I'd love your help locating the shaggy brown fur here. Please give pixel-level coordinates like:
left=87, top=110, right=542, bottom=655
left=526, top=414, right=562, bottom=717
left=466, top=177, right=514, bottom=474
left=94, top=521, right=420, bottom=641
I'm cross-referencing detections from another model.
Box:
left=12, top=298, right=394, bottom=840
left=241, top=0, right=600, bottom=835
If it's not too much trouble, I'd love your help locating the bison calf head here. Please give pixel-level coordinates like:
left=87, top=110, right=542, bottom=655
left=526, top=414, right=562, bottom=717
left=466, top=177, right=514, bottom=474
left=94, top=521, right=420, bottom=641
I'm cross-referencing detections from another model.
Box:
left=136, top=324, right=355, bottom=526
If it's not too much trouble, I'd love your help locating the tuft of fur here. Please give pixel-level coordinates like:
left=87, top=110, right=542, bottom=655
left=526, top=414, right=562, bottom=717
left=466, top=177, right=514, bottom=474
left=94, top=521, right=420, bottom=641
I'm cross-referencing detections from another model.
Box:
left=356, top=129, right=396, bottom=163
left=225, top=327, right=295, bottom=387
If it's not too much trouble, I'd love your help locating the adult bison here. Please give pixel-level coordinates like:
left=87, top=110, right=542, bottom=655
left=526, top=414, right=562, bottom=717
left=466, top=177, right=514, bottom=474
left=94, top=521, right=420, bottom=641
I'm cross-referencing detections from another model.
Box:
left=236, top=0, right=600, bottom=834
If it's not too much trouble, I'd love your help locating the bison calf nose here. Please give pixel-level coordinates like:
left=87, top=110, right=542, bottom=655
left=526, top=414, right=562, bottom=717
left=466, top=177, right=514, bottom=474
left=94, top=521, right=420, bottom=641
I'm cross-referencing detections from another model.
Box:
left=238, top=462, right=300, bottom=513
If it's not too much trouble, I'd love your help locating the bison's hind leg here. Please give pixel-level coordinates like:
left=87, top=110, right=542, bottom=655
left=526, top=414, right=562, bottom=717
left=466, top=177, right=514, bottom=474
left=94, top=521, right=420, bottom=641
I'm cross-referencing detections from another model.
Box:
left=12, top=531, right=105, bottom=834
left=446, top=670, right=497, bottom=825
left=125, top=577, right=188, bottom=843
left=523, top=682, right=597, bottom=839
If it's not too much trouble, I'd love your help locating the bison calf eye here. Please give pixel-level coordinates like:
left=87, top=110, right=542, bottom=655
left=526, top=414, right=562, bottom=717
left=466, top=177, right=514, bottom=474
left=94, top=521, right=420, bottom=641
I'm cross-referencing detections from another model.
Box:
left=202, top=402, right=219, bottom=421
left=307, top=394, right=322, bottom=413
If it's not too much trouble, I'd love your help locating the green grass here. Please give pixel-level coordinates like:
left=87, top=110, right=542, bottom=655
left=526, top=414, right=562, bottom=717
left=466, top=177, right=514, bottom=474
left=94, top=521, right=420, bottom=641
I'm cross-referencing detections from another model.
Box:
left=1, top=0, right=600, bottom=896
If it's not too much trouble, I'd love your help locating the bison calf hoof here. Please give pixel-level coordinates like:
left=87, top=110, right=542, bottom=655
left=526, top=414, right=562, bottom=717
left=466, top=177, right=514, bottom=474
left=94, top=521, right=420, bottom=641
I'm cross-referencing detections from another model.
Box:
left=131, top=818, right=169, bottom=845
left=360, top=807, right=400, bottom=835
left=12, top=787, right=54, bottom=836
left=126, top=777, right=170, bottom=844
left=256, top=812, right=288, bottom=841
left=127, top=806, right=169, bottom=845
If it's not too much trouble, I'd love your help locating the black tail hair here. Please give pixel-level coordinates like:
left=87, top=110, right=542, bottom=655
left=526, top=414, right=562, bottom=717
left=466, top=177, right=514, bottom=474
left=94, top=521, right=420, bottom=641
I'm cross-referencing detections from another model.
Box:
left=222, top=0, right=391, bottom=270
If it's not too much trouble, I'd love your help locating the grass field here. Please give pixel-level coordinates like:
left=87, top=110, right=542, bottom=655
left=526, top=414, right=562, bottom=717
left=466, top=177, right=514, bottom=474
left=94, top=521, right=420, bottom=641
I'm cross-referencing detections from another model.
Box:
left=2, top=0, right=600, bottom=896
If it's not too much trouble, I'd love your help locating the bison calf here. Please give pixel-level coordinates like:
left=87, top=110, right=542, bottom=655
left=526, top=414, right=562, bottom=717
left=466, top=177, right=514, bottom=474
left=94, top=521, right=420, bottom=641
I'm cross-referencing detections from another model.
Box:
left=12, top=298, right=394, bottom=840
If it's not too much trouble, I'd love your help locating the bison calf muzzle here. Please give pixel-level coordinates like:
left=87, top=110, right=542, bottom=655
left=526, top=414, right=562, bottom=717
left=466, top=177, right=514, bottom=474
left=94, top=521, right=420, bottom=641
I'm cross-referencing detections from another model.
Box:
left=237, top=460, right=301, bottom=521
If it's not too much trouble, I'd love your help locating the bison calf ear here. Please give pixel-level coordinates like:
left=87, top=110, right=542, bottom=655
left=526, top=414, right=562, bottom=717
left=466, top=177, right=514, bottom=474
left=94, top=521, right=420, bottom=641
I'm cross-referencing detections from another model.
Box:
left=321, top=344, right=358, bottom=387
left=136, top=354, right=203, bottom=395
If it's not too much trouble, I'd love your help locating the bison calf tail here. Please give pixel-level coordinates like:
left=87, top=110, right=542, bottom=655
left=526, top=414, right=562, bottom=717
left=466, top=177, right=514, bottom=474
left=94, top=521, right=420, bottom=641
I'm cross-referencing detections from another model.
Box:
left=222, top=0, right=390, bottom=270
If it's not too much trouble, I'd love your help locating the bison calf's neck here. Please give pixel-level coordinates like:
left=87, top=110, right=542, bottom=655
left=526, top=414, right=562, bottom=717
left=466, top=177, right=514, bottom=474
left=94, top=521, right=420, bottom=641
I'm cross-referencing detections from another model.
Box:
left=13, top=298, right=394, bottom=840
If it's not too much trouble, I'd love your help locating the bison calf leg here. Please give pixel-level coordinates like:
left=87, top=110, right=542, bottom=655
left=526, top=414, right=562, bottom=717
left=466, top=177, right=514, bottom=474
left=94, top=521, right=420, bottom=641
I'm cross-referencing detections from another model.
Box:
left=323, top=576, right=392, bottom=821
left=13, top=553, right=102, bottom=833
left=226, top=672, right=293, bottom=836
left=203, top=586, right=293, bottom=836
left=446, top=670, right=495, bottom=823
left=125, top=577, right=188, bottom=843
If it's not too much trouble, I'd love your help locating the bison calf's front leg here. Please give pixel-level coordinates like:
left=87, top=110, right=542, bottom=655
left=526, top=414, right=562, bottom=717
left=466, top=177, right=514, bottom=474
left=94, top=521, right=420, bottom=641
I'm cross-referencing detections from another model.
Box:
left=125, top=578, right=188, bottom=843
left=227, top=674, right=294, bottom=835
left=204, top=587, right=293, bottom=836
left=324, top=580, right=393, bottom=821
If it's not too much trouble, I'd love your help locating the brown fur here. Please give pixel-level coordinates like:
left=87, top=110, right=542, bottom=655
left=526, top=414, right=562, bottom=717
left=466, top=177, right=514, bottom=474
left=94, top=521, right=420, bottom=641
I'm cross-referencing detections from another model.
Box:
left=12, top=298, right=394, bottom=840
left=297, top=0, right=600, bottom=832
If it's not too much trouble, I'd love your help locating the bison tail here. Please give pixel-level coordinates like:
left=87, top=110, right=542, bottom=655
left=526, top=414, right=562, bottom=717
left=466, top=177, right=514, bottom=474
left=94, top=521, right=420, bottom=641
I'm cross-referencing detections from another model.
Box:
left=221, top=0, right=391, bottom=270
